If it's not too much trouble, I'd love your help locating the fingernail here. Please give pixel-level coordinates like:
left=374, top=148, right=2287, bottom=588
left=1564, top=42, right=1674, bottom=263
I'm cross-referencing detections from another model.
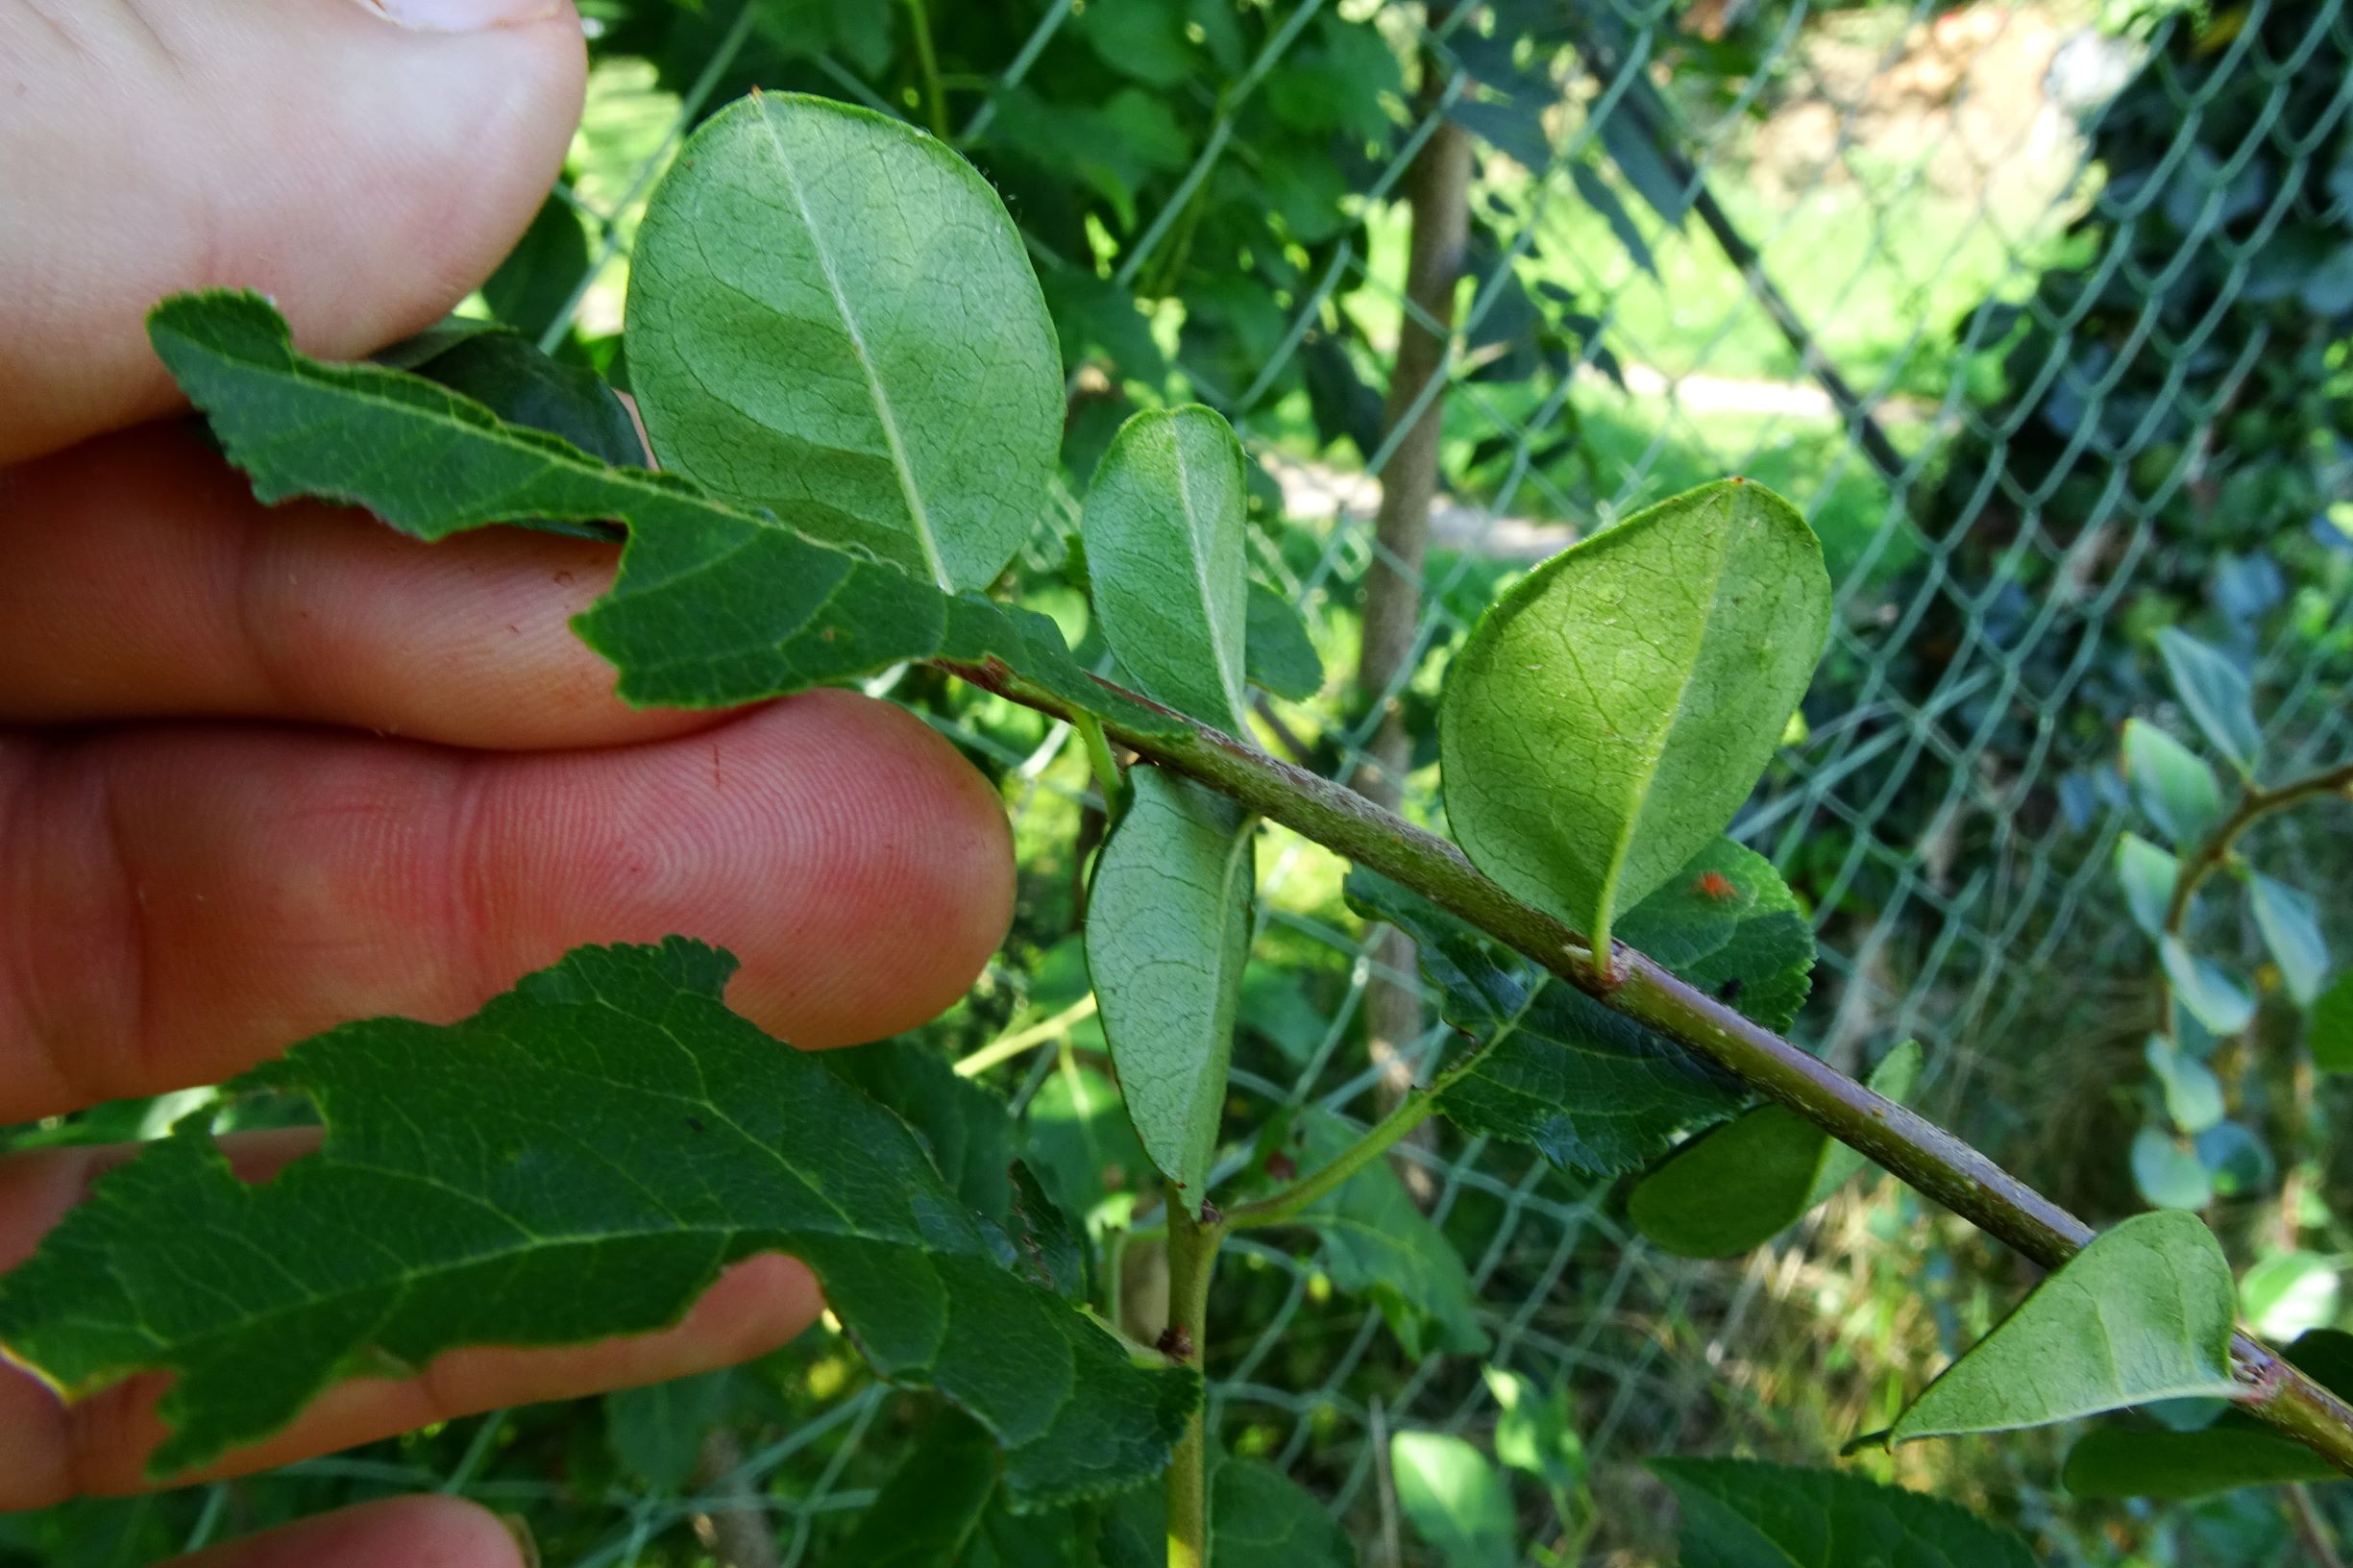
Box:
left=498, top=1513, right=543, bottom=1568
left=354, top=0, right=566, bottom=31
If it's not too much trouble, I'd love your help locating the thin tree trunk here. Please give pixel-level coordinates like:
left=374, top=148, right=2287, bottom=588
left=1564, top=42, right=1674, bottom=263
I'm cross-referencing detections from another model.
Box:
left=1353, top=79, right=1474, bottom=1201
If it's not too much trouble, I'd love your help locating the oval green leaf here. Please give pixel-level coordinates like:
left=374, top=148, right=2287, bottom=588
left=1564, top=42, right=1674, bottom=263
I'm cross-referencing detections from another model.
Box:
left=2114, top=832, right=2179, bottom=938
left=1081, top=405, right=1251, bottom=730
left=2123, top=719, right=2223, bottom=847
left=1085, top=769, right=1255, bottom=1209
left=1390, top=1432, right=1515, bottom=1568
left=2156, top=627, right=2261, bottom=777
left=2248, top=872, right=2329, bottom=1007
left=1244, top=579, right=1325, bottom=701
left=1438, top=479, right=1830, bottom=957
left=625, top=93, right=1062, bottom=591
left=1889, top=1210, right=2241, bottom=1446
left=1629, top=1039, right=1922, bottom=1259
left=2160, top=935, right=2256, bottom=1034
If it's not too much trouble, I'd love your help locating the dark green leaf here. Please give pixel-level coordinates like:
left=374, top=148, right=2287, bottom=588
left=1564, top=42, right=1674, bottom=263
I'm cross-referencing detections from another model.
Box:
left=839, top=1409, right=1000, bottom=1567
left=2115, top=832, right=2179, bottom=938
left=1629, top=1040, right=1921, bottom=1259
left=1007, top=1162, right=1089, bottom=1301
left=1890, top=1211, right=2240, bottom=1445
left=1293, top=1110, right=1488, bottom=1358
left=828, top=1040, right=1016, bottom=1222
left=1098, top=1454, right=1355, bottom=1568
left=605, top=1369, right=736, bottom=1491
left=147, top=291, right=1183, bottom=739
left=1085, top=770, right=1255, bottom=1208
left=1081, top=406, right=1251, bottom=731
left=2315, top=971, right=2353, bottom=1073
left=2248, top=873, right=2329, bottom=1007
left=481, top=192, right=595, bottom=343
left=1244, top=580, right=1325, bottom=701
left=1439, top=480, right=1830, bottom=956
left=1391, top=1432, right=1514, bottom=1568
left=1652, top=1458, right=2038, bottom=1568
left=394, top=327, right=647, bottom=470
left=2123, top=720, right=2224, bottom=847
left=2061, top=1423, right=2337, bottom=1501
left=2156, top=628, right=2261, bottom=776
left=1348, top=870, right=1744, bottom=1175
left=1613, top=838, right=1783, bottom=968
left=625, top=94, right=1061, bottom=592
left=0, top=941, right=1195, bottom=1504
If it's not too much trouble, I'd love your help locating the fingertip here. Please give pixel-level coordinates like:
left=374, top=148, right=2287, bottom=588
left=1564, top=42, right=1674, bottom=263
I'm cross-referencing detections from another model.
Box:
left=175, top=1495, right=526, bottom=1568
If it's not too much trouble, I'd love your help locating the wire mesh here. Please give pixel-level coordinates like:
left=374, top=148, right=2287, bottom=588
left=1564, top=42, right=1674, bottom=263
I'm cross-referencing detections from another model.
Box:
left=49, top=1, right=2350, bottom=1563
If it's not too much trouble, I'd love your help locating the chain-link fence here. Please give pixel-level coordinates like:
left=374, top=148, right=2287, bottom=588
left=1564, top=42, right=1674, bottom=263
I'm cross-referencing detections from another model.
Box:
left=31, top=1, right=2353, bottom=1563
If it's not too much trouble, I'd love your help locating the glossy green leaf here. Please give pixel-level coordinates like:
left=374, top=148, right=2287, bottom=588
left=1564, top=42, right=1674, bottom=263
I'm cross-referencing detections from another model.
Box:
left=2115, top=832, right=2180, bottom=939
left=1890, top=1211, right=2240, bottom=1446
left=2156, top=627, right=2261, bottom=776
left=1630, top=1040, right=1922, bottom=1259
left=1391, top=1433, right=1515, bottom=1568
left=0, top=941, right=1195, bottom=1504
left=2249, top=872, right=2329, bottom=1007
left=839, top=1410, right=1000, bottom=1567
left=1483, top=1367, right=1587, bottom=1491
left=1085, top=769, right=1255, bottom=1208
left=2123, top=719, right=2224, bottom=847
left=2061, top=1423, right=2338, bottom=1501
left=2133, top=1125, right=2216, bottom=1210
left=2144, top=1038, right=2225, bottom=1134
left=1244, top=579, right=1325, bottom=701
left=1438, top=479, right=1830, bottom=955
left=625, top=94, right=1060, bottom=591
left=1348, top=871, right=1746, bottom=1175
left=604, top=1369, right=735, bottom=1491
left=147, top=291, right=1183, bottom=740
left=2315, top=971, right=2353, bottom=1073
left=1293, top=1110, right=1488, bottom=1358
left=1081, top=405, right=1251, bottom=731
left=2160, top=935, right=2256, bottom=1034
left=1652, top=1458, right=2039, bottom=1568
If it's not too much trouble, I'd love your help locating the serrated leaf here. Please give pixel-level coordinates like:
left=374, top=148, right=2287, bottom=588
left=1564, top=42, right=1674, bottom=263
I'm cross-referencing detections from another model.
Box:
left=1086, top=769, right=1255, bottom=1208
left=1244, top=580, right=1324, bottom=701
left=605, top=1369, right=736, bottom=1491
left=1347, top=870, right=1745, bottom=1174
left=147, top=291, right=1183, bottom=740
left=2144, top=1037, right=2225, bottom=1134
left=2160, top=935, right=2256, bottom=1034
left=1081, top=405, right=1250, bottom=731
left=1613, top=838, right=1782, bottom=968
left=829, top=1040, right=1017, bottom=1222
left=1630, top=1040, right=1922, bottom=1260
left=1438, top=479, right=1830, bottom=955
left=839, top=1409, right=999, bottom=1567
left=2156, top=628, right=2261, bottom=776
left=1483, top=1367, right=1587, bottom=1491
left=2248, top=873, right=2329, bottom=1007
left=1652, top=1458, right=2039, bottom=1568
left=1391, top=1433, right=1515, bottom=1568
left=0, top=941, right=1194, bottom=1504
left=2115, top=832, right=2180, bottom=938
left=2123, top=720, right=2224, bottom=847
left=1293, top=1111, right=1488, bottom=1359
left=1890, top=1211, right=2240, bottom=1446
left=2315, top=972, right=2353, bottom=1073
left=625, top=94, right=1060, bottom=592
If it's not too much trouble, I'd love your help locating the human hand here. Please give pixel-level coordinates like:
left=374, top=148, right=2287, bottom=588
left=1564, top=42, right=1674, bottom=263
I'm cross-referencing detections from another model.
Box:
left=0, top=3, right=1014, bottom=1560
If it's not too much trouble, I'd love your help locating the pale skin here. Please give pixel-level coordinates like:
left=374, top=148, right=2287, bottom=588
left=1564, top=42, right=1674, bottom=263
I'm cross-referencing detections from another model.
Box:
left=0, top=1, right=1017, bottom=1560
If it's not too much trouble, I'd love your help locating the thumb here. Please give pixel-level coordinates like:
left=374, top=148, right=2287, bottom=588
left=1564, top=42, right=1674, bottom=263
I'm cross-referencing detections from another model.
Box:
left=0, top=0, right=586, bottom=465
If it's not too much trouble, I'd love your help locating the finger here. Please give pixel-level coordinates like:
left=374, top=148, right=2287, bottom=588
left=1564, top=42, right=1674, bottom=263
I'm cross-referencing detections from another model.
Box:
left=0, top=691, right=1015, bottom=1123
left=0, top=425, right=709, bottom=749
left=0, top=1135, right=817, bottom=1505
left=0, top=0, right=585, bottom=464
left=169, top=1497, right=527, bottom=1568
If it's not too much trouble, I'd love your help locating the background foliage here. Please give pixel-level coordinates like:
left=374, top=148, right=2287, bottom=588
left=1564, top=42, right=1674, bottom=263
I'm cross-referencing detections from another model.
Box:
left=5, top=0, right=2350, bottom=1563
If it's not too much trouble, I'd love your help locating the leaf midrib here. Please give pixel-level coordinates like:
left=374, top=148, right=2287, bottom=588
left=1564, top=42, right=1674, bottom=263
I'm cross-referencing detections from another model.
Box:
left=1165, top=421, right=1245, bottom=729
left=751, top=104, right=952, bottom=592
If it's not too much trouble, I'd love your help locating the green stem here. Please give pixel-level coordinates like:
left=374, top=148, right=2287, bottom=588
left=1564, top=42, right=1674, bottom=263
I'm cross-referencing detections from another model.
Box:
left=901, top=0, right=949, bottom=139
left=1227, top=1043, right=1493, bottom=1230
left=1077, top=711, right=1125, bottom=806
left=2164, top=762, right=2353, bottom=936
left=952, top=994, right=1098, bottom=1078
left=1165, top=1197, right=1223, bottom=1568
left=940, top=658, right=2353, bottom=1480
